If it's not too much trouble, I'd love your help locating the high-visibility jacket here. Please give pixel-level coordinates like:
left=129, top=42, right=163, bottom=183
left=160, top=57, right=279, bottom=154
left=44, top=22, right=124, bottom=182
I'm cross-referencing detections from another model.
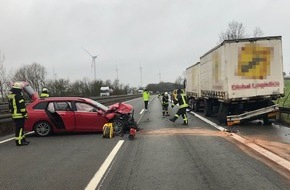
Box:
left=40, top=93, right=49, bottom=98
left=8, top=92, right=28, bottom=119
left=162, top=95, right=169, bottom=106
left=175, top=93, right=188, bottom=108
left=143, top=91, right=150, bottom=101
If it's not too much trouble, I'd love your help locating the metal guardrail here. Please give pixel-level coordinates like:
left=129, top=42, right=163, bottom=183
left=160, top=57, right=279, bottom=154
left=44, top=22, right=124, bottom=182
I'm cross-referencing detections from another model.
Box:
left=0, top=94, right=142, bottom=124
left=91, top=94, right=141, bottom=105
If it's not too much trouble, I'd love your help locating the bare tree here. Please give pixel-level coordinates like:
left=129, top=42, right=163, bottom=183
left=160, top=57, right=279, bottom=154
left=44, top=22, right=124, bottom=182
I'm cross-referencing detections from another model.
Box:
left=175, top=76, right=183, bottom=85
left=253, top=27, right=264, bottom=37
left=12, top=62, right=47, bottom=93
left=219, top=21, right=247, bottom=42
left=219, top=21, right=266, bottom=43
left=46, top=78, right=71, bottom=97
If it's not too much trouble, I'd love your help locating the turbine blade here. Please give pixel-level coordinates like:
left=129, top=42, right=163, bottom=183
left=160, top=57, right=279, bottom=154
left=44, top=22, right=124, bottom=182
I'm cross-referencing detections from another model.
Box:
left=82, top=47, right=93, bottom=57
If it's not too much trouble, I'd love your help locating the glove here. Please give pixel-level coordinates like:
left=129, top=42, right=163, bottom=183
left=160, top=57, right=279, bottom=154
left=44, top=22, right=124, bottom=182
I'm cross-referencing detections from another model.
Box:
left=22, top=112, right=28, bottom=118
left=171, top=104, right=174, bottom=108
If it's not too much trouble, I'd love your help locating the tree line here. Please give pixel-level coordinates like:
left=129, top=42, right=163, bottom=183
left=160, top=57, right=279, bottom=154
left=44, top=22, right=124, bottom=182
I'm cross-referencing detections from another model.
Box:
left=0, top=61, right=135, bottom=100
left=0, top=61, right=183, bottom=101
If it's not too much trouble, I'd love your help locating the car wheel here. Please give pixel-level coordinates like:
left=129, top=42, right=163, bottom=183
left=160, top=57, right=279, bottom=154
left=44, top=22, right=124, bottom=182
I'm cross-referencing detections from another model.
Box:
left=34, top=121, right=52, bottom=137
left=112, top=119, right=124, bottom=135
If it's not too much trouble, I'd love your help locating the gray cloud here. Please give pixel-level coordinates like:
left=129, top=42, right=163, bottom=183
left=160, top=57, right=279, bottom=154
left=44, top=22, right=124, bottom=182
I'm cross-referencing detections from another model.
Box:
left=1, top=0, right=289, bottom=87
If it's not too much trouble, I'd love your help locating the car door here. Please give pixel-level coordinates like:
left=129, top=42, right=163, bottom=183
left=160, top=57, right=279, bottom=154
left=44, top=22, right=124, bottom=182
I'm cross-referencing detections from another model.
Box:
left=49, top=101, right=76, bottom=131
left=74, top=101, right=108, bottom=131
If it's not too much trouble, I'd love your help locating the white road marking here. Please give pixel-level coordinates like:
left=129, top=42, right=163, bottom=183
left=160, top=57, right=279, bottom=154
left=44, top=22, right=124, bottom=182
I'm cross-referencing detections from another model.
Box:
left=191, top=111, right=290, bottom=172
left=139, top=109, right=145, bottom=115
left=191, top=112, right=225, bottom=131
left=0, top=131, right=34, bottom=144
left=231, top=133, right=290, bottom=171
left=85, top=140, right=124, bottom=190
left=0, top=137, right=14, bottom=144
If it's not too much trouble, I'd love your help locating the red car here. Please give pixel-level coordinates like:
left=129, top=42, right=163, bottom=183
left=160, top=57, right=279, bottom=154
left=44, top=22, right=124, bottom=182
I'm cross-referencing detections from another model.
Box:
left=15, top=82, right=136, bottom=137
left=24, top=97, right=136, bottom=137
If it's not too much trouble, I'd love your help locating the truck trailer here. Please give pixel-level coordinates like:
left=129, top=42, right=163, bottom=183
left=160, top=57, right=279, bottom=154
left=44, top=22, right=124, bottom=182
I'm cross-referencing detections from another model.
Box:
left=185, top=36, right=284, bottom=125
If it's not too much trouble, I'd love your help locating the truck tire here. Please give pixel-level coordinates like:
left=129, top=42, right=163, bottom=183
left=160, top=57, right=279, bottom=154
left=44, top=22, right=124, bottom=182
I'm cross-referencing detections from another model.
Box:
left=193, top=100, right=200, bottom=112
left=217, top=103, right=229, bottom=125
left=188, top=98, right=194, bottom=110
left=204, top=100, right=211, bottom=116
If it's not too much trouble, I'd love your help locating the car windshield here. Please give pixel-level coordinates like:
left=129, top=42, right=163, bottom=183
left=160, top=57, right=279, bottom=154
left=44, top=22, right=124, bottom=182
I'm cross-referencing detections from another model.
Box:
left=89, top=99, right=108, bottom=111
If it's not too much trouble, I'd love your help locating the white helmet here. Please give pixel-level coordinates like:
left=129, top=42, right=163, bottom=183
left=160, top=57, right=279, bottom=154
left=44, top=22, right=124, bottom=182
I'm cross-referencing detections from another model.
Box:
left=12, top=82, right=23, bottom=89
left=164, top=92, right=168, bottom=95
left=42, top=88, right=48, bottom=93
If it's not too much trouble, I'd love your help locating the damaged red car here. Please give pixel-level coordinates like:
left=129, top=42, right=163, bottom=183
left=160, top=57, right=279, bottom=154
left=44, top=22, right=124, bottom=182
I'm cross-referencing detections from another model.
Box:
left=18, top=82, right=137, bottom=137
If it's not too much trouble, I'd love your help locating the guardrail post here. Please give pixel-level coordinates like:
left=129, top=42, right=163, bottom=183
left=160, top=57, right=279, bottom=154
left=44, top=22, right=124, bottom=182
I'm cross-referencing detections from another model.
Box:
left=0, top=80, right=4, bottom=102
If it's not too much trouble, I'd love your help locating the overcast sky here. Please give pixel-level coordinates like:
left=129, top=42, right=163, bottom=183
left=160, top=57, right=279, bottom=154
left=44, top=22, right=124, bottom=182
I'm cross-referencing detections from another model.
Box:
left=0, top=0, right=289, bottom=87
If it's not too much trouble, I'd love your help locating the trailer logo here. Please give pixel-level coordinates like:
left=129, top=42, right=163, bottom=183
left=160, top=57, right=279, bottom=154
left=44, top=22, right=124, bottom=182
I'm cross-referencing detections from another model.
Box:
left=237, top=44, right=273, bottom=79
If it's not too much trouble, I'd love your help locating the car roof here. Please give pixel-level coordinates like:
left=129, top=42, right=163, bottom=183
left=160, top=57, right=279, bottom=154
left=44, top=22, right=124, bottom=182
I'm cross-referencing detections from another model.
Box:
left=37, top=97, right=91, bottom=102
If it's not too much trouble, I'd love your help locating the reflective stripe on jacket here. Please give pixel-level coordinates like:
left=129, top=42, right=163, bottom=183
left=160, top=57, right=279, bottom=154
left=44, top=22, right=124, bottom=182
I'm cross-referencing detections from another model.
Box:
left=40, top=93, right=49, bottom=98
left=176, top=93, right=188, bottom=108
left=8, top=93, right=27, bottom=119
left=162, top=95, right=169, bottom=105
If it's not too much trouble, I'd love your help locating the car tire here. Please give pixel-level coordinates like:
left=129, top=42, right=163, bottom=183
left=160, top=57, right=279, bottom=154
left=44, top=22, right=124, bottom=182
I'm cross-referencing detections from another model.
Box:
left=112, top=119, right=125, bottom=135
left=34, top=121, right=53, bottom=137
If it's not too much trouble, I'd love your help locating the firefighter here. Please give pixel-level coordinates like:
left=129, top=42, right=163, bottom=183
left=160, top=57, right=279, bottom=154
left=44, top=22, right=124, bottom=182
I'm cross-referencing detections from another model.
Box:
left=162, top=92, right=170, bottom=116
left=169, top=89, right=189, bottom=125
left=142, top=89, right=150, bottom=111
left=40, top=87, right=49, bottom=98
left=8, top=82, right=30, bottom=146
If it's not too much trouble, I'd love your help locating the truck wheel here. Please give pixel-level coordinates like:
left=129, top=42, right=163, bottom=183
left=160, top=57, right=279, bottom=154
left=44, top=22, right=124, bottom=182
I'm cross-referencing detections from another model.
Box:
left=194, top=100, right=200, bottom=112
left=188, top=99, right=194, bottom=110
left=204, top=100, right=211, bottom=116
left=263, top=116, right=271, bottom=125
left=217, top=103, right=229, bottom=125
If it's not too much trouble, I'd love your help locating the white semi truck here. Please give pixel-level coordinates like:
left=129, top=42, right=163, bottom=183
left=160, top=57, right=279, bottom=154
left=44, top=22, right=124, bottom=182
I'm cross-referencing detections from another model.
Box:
left=100, top=86, right=110, bottom=96
left=185, top=36, right=284, bottom=126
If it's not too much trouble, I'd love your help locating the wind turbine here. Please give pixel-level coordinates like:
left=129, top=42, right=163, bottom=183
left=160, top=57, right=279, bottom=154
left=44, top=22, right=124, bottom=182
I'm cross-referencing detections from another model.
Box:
left=83, top=48, right=98, bottom=81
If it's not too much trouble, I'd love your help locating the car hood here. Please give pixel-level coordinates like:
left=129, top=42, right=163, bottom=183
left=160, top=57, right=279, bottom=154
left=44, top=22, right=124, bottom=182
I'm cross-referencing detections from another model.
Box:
left=108, top=102, right=133, bottom=114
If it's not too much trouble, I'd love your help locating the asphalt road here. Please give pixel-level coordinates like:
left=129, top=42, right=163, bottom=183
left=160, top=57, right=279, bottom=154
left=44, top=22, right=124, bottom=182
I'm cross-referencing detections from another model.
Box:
left=1, top=96, right=290, bottom=190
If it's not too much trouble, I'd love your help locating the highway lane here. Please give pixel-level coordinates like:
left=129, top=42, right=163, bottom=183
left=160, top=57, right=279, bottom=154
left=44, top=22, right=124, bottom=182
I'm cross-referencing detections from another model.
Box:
left=0, top=96, right=290, bottom=189
left=0, top=98, right=145, bottom=190
left=192, top=109, right=290, bottom=162
left=99, top=96, right=290, bottom=190
left=0, top=133, right=121, bottom=189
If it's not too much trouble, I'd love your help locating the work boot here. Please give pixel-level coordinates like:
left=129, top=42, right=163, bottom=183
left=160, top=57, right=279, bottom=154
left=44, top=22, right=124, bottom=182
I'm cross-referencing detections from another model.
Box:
left=182, top=122, right=188, bottom=125
left=169, top=117, right=177, bottom=122
left=22, top=141, right=30, bottom=145
left=16, top=141, right=29, bottom=146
